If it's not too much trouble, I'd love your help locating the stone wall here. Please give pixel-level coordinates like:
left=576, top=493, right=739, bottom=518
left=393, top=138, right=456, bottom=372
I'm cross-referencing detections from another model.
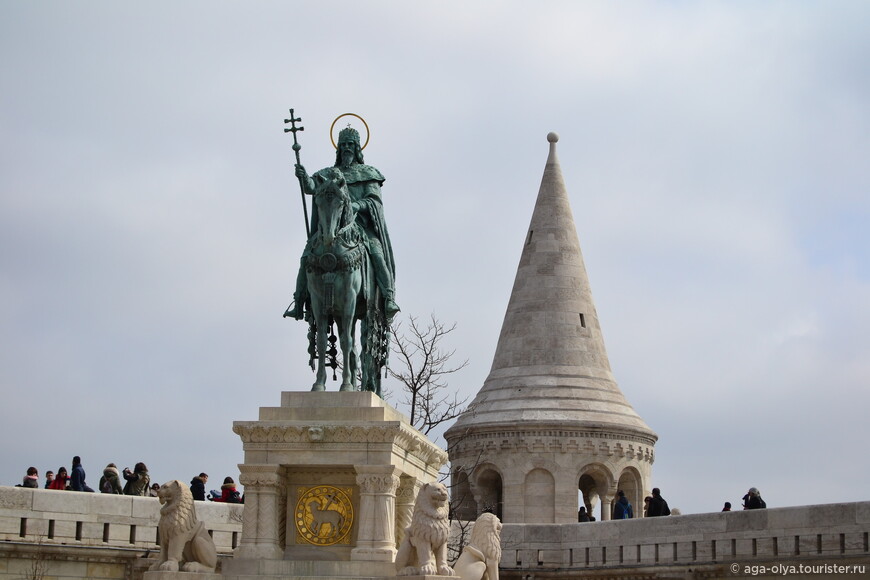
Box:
left=0, top=485, right=242, bottom=580
left=498, top=501, right=870, bottom=579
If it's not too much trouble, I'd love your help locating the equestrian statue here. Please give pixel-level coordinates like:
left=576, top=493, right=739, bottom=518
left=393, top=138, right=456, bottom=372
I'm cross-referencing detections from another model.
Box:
left=282, top=111, right=399, bottom=397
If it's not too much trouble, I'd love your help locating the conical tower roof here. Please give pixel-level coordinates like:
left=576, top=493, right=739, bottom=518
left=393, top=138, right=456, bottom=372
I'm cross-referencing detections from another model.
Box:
left=447, top=133, right=656, bottom=443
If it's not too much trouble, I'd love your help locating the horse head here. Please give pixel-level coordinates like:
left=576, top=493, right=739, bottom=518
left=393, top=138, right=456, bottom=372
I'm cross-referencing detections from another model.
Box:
left=313, top=169, right=354, bottom=247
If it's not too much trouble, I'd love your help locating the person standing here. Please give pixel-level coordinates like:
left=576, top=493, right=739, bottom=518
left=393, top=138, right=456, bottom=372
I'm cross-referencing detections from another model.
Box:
left=122, top=462, right=151, bottom=496
left=743, top=487, right=766, bottom=509
left=44, top=470, right=54, bottom=489
left=613, top=490, right=633, bottom=519
left=70, top=456, right=94, bottom=492
left=646, top=487, right=671, bottom=517
left=99, top=463, right=124, bottom=494
left=190, top=473, right=208, bottom=501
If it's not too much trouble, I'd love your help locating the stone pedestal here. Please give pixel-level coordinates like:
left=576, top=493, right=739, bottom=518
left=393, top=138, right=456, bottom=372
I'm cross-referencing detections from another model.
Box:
left=225, top=391, right=447, bottom=579
left=144, top=573, right=221, bottom=580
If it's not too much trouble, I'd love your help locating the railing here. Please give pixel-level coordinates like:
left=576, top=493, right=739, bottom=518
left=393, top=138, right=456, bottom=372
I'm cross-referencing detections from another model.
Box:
left=0, top=485, right=243, bottom=554
left=499, top=501, right=870, bottom=574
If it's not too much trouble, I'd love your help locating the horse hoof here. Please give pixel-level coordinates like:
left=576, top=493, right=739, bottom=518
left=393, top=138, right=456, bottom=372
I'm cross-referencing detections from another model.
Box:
left=311, top=384, right=326, bottom=392
left=339, top=384, right=356, bottom=392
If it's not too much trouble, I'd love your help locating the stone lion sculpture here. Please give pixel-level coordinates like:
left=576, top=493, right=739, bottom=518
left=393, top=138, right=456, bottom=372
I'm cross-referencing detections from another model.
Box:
left=395, top=482, right=454, bottom=576
left=453, top=513, right=503, bottom=580
left=149, top=480, right=218, bottom=573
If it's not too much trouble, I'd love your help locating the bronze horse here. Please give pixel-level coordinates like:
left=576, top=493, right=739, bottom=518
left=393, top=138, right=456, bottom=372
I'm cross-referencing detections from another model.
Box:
left=305, top=169, right=365, bottom=391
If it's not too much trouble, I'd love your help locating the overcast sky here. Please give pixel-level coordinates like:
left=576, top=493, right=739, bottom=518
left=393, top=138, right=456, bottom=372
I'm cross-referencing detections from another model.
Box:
left=1, top=2, right=868, bottom=515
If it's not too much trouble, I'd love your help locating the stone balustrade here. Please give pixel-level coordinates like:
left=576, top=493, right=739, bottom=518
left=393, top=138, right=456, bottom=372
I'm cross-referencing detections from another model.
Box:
left=0, top=485, right=242, bottom=580
left=499, top=501, right=870, bottom=578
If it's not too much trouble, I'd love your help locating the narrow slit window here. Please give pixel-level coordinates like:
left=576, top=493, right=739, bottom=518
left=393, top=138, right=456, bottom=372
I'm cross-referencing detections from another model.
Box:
left=527, top=230, right=533, bottom=245
left=579, top=313, right=586, bottom=328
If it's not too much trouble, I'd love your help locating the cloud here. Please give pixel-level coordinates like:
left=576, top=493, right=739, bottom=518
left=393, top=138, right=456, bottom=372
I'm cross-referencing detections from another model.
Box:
left=1, top=1, right=868, bottom=514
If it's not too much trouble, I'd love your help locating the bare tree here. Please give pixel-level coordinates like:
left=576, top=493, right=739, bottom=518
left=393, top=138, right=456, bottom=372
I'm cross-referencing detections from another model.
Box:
left=388, top=314, right=470, bottom=435
left=387, top=314, right=487, bottom=563
left=22, top=534, right=49, bottom=580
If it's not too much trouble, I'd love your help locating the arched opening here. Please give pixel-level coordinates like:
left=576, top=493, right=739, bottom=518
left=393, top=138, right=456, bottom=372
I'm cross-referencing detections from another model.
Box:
left=524, top=468, right=555, bottom=523
left=578, top=464, right=613, bottom=521
left=578, top=474, right=599, bottom=521
left=475, top=468, right=503, bottom=521
left=450, top=468, right=476, bottom=521
left=616, top=467, right=643, bottom=518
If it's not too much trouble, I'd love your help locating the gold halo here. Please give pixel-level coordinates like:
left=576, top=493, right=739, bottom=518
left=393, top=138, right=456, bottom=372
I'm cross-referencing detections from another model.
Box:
left=330, top=113, right=370, bottom=150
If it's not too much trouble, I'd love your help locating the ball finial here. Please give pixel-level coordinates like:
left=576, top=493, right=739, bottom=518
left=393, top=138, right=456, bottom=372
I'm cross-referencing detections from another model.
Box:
left=547, top=132, right=559, bottom=143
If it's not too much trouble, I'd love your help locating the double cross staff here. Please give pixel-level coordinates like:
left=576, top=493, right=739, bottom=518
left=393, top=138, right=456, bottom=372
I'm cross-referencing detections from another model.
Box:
left=284, top=108, right=310, bottom=238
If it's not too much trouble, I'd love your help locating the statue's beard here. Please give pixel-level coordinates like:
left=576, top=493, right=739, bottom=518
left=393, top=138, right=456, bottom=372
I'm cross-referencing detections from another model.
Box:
left=340, top=150, right=354, bottom=167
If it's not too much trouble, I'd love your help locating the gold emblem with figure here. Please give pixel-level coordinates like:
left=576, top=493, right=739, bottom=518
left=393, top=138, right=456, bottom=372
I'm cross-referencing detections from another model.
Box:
left=294, top=485, right=354, bottom=546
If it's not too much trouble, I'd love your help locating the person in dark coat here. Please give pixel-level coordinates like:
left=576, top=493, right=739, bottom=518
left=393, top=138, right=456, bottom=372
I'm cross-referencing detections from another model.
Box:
left=646, top=487, right=671, bottom=517
left=722, top=502, right=732, bottom=511
left=70, top=456, right=94, bottom=492
left=578, top=506, right=590, bottom=522
left=190, top=473, right=208, bottom=501
left=613, top=490, right=633, bottom=519
left=743, top=487, right=766, bottom=510
left=122, top=462, right=151, bottom=496
left=44, top=470, right=54, bottom=489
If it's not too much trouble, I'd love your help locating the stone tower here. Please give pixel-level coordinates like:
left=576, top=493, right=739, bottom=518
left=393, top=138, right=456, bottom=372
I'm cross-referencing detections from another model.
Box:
left=444, top=133, right=657, bottom=524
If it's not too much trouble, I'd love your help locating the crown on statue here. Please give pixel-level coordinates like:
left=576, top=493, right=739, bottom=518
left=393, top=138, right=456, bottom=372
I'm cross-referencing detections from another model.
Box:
left=338, top=126, right=361, bottom=144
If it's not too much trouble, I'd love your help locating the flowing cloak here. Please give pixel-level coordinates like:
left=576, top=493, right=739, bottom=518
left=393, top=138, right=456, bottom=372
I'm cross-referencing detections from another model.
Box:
left=311, top=163, right=396, bottom=286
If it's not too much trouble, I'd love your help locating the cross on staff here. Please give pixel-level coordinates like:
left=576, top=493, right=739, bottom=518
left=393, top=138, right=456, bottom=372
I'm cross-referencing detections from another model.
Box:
left=284, top=108, right=310, bottom=238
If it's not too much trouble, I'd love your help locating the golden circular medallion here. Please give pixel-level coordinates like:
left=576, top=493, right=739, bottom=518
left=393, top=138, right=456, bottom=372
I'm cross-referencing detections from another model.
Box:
left=294, top=486, right=354, bottom=546
left=330, top=113, right=370, bottom=150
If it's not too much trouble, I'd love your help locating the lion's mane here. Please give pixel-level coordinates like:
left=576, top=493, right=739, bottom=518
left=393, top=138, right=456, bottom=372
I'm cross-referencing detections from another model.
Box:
left=408, top=482, right=449, bottom=544
left=468, top=512, right=502, bottom=563
left=150, top=480, right=217, bottom=573
left=395, top=482, right=453, bottom=576
left=158, top=480, right=197, bottom=542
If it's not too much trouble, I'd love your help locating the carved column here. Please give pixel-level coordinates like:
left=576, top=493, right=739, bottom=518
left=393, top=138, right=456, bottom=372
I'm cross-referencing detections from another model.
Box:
left=394, top=476, right=421, bottom=548
left=600, top=491, right=615, bottom=521
left=351, top=465, right=401, bottom=562
left=235, top=464, right=285, bottom=560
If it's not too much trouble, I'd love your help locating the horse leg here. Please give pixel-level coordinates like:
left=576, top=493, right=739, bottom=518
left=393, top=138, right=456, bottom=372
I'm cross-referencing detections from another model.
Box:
left=349, top=323, right=358, bottom=390
left=312, top=313, right=327, bottom=391
left=338, top=315, right=355, bottom=392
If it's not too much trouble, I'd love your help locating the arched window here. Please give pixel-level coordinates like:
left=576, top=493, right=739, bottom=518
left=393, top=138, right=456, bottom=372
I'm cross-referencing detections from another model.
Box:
left=450, top=468, right=476, bottom=521
left=616, top=468, right=643, bottom=518
left=476, top=468, right=503, bottom=521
